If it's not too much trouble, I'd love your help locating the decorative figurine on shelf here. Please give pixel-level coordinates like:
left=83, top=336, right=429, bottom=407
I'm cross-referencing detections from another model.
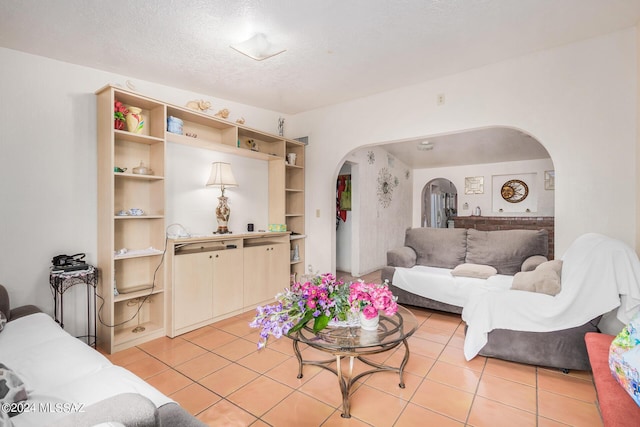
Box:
left=185, top=99, right=212, bottom=112
left=214, top=108, right=230, bottom=119
left=246, top=139, right=259, bottom=152
left=113, top=100, right=128, bottom=130
left=278, top=117, right=285, bottom=136
left=236, top=117, right=245, bottom=124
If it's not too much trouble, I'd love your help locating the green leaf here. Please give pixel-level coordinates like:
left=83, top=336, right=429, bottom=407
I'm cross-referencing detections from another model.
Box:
left=312, top=314, right=330, bottom=333
left=288, top=312, right=313, bottom=334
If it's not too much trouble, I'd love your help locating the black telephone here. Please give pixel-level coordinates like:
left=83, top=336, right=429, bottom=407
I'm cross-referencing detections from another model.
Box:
left=52, top=253, right=88, bottom=271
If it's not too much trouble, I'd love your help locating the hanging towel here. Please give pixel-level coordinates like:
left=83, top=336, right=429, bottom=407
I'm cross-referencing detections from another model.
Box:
left=336, top=175, right=347, bottom=222
left=340, top=178, right=352, bottom=211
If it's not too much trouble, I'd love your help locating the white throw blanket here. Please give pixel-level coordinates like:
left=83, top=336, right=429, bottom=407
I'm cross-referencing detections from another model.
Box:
left=462, top=233, right=640, bottom=360
left=392, top=265, right=513, bottom=308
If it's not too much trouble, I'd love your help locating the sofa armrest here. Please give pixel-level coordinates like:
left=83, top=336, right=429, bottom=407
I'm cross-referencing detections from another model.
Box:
left=9, top=305, right=41, bottom=321
left=387, top=247, right=417, bottom=268
left=521, top=255, right=548, bottom=272
left=52, top=393, right=159, bottom=427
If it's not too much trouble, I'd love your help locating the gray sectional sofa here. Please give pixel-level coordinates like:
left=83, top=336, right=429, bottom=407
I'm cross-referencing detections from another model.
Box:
left=382, top=228, right=600, bottom=371
left=382, top=227, right=550, bottom=312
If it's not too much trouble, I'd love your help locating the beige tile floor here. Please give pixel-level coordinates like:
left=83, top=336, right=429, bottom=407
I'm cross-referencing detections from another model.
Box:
left=103, top=271, right=604, bottom=426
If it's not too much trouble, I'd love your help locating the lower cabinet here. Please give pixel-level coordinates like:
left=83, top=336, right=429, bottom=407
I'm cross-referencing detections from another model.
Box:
left=174, top=251, right=214, bottom=331
left=172, top=243, right=243, bottom=336
left=243, top=241, right=289, bottom=308
left=168, top=233, right=289, bottom=337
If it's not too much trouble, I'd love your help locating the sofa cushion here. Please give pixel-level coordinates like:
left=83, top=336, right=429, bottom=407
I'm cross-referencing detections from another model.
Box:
left=465, top=229, right=548, bottom=275
left=521, top=255, right=548, bottom=272
left=405, top=228, right=467, bottom=269
left=451, top=263, right=497, bottom=279
left=586, top=332, right=640, bottom=426
left=0, top=311, right=6, bottom=332
left=511, top=260, right=562, bottom=296
left=609, top=309, right=640, bottom=408
left=0, top=363, right=28, bottom=417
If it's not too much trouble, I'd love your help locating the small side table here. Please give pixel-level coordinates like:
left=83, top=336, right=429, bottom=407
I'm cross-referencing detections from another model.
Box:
left=49, top=266, right=98, bottom=348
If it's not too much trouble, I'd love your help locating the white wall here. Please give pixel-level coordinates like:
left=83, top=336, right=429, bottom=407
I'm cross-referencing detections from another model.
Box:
left=0, top=26, right=637, bottom=334
left=412, top=158, right=555, bottom=226
left=166, top=143, right=269, bottom=236
left=0, top=47, right=288, bottom=336
left=289, top=28, right=637, bottom=274
left=338, top=147, right=413, bottom=276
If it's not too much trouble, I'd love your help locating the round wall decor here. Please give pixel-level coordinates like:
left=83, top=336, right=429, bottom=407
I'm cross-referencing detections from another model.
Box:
left=501, top=179, right=529, bottom=203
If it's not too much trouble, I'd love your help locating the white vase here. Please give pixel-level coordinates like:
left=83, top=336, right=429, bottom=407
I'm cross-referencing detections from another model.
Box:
left=359, top=311, right=380, bottom=331
left=126, top=106, right=144, bottom=134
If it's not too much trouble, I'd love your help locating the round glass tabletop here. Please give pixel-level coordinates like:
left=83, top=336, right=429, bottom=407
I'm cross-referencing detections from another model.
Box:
left=291, top=305, right=418, bottom=354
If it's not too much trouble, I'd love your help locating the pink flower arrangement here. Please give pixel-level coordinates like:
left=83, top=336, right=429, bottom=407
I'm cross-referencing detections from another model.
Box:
left=249, top=273, right=351, bottom=348
left=348, top=280, right=398, bottom=319
left=113, top=100, right=128, bottom=130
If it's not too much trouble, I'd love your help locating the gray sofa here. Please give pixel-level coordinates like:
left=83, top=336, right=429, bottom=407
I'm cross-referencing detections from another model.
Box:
left=382, top=228, right=600, bottom=371
left=382, top=228, right=550, bottom=313
left=0, top=284, right=205, bottom=427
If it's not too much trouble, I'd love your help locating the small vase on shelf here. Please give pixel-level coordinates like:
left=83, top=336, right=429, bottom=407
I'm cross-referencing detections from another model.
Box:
left=126, top=106, right=144, bottom=134
left=359, top=310, right=380, bottom=331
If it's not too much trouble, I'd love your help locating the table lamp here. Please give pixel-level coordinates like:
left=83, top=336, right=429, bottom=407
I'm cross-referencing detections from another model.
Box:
left=206, top=162, right=238, bottom=234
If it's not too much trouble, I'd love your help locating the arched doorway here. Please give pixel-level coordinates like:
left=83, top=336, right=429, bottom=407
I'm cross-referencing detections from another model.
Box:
left=422, top=178, right=457, bottom=227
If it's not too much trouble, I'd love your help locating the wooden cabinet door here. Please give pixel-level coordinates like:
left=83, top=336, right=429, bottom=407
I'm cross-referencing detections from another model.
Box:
left=243, top=245, right=272, bottom=307
left=212, top=249, right=244, bottom=317
left=174, top=252, right=214, bottom=330
left=269, top=243, right=290, bottom=297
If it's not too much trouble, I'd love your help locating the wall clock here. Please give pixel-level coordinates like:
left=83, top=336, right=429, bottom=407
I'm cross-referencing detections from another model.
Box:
left=501, top=179, right=529, bottom=203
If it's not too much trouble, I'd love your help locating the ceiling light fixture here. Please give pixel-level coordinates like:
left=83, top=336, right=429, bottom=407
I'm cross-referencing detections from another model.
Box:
left=230, top=33, right=286, bottom=61
left=417, top=141, right=434, bottom=151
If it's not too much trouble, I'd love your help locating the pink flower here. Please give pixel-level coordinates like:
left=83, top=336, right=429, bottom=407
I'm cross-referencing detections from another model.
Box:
left=362, top=304, right=378, bottom=319
left=348, top=281, right=398, bottom=318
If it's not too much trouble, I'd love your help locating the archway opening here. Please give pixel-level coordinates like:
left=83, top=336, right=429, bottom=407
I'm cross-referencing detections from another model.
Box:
left=422, top=178, right=457, bottom=228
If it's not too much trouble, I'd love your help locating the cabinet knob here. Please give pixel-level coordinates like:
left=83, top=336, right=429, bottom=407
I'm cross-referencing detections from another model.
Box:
left=209, top=255, right=212, bottom=259
left=215, top=254, right=219, bottom=258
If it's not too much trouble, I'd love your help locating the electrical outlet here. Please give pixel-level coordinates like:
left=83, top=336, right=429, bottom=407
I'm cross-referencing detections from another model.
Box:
left=437, top=93, right=445, bottom=105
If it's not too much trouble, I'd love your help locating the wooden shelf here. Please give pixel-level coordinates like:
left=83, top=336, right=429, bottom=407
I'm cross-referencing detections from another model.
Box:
left=166, top=132, right=282, bottom=161
left=99, top=85, right=168, bottom=354
left=114, top=172, right=164, bottom=181
left=98, top=84, right=305, bottom=352
left=114, top=215, right=164, bottom=220
left=114, top=249, right=164, bottom=260
left=115, top=288, right=163, bottom=303
left=114, top=321, right=164, bottom=348
left=114, top=130, right=164, bottom=145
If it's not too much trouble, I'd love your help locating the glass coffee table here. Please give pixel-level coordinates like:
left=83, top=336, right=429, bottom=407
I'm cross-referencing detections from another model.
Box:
left=288, top=305, right=418, bottom=418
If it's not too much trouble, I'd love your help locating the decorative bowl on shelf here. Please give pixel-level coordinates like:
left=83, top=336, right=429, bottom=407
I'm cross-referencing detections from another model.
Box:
left=132, top=161, right=153, bottom=175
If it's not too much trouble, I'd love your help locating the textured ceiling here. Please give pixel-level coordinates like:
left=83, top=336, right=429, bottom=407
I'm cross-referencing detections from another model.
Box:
left=2, top=0, right=639, bottom=168
left=1, top=0, right=640, bottom=115
left=380, top=128, right=550, bottom=168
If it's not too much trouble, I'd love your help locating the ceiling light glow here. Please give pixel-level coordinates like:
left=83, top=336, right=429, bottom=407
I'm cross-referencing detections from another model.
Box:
left=230, top=33, right=286, bottom=61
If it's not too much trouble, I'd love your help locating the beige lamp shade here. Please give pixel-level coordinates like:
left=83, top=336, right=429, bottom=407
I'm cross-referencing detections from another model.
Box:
left=206, top=162, right=238, bottom=195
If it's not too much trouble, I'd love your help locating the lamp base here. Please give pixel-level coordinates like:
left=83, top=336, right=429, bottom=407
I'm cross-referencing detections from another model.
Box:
left=215, top=195, right=231, bottom=235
